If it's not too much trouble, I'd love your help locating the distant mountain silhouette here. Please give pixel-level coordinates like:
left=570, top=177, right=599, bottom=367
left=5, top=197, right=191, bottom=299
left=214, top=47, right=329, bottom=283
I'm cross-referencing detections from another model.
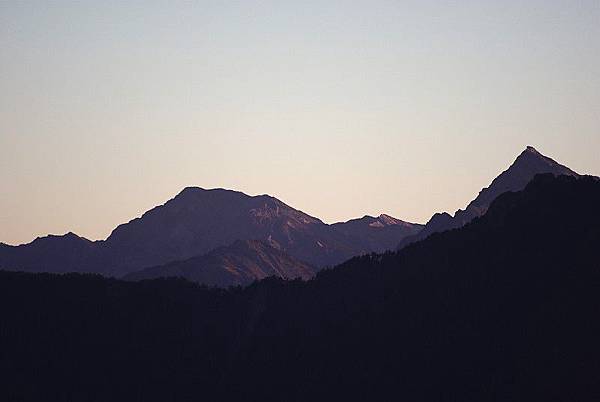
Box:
left=124, top=239, right=315, bottom=286
left=0, top=146, right=578, bottom=282
left=397, top=146, right=578, bottom=249
left=0, top=232, right=103, bottom=274
left=101, top=187, right=362, bottom=274
left=2, top=174, right=599, bottom=401
left=333, top=214, right=422, bottom=253
left=0, top=188, right=419, bottom=279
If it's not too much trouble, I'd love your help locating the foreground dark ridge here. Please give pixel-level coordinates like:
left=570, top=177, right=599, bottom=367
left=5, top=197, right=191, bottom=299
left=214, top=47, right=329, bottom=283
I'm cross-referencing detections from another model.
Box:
left=1, top=174, right=599, bottom=401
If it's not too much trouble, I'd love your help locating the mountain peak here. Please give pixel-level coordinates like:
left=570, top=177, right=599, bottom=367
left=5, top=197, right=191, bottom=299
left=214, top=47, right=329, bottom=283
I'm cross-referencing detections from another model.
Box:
left=397, top=146, right=579, bottom=250
left=177, top=186, right=206, bottom=196
left=461, top=147, right=578, bottom=218
left=512, top=146, right=576, bottom=174
left=514, top=146, right=547, bottom=164
left=175, top=186, right=244, bottom=199
left=525, top=145, right=540, bottom=154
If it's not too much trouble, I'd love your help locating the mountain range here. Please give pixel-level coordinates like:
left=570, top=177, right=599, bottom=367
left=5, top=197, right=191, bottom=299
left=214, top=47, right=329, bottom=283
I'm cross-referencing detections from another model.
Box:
left=2, top=173, right=599, bottom=401
left=0, top=146, right=580, bottom=286
left=0, top=187, right=420, bottom=280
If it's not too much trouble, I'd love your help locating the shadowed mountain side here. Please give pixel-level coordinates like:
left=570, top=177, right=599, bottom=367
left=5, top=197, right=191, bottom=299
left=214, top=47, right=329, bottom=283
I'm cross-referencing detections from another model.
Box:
left=332, top=214, right=422, bottom=253
left=1, top=174, right=599, bottom=401
left=397, top=146, right=578, bottom=250
left=124, top=240, right=315, bottom=287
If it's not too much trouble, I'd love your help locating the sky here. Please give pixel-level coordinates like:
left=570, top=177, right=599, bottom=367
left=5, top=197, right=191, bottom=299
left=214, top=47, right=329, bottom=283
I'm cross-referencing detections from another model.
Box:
left=1, top=1, right=599, bottom=245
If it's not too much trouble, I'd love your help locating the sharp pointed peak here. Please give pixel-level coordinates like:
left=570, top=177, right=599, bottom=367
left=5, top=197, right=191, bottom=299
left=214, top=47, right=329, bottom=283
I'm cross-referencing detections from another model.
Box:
left=525, top=145, right=540, bottom=153
left=516, top=145, right=545, bottom=159
left=512, top=146, right=577, bottom=174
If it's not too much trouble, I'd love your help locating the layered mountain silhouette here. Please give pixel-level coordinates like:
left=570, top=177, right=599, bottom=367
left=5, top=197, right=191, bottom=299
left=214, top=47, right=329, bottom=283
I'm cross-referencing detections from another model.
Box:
left=0, top=188, right=418, bottom=280
left=124, top=239, right=315, bottom=286
left=2, top=174, right=599, bottom=401
left=397, top=146, right=578, bottom=249
left=0, top=146, right=579, bottom=287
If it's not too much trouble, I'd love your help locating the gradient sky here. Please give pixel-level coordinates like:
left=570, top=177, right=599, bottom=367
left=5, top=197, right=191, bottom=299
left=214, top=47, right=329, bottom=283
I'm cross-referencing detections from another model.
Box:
left=1, top=1, right=599, bottom=245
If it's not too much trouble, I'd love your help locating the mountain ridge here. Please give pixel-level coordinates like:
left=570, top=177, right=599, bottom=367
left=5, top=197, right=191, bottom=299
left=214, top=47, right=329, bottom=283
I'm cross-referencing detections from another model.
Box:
left=0, top=187, right=419, bottom=279
left=397, top=146, right=579, bottom=249
left=0, top=146, right=582, bottom=286
left=2, top=173, right=599, bottom=401
left=124, top=239, right=316, bottom=287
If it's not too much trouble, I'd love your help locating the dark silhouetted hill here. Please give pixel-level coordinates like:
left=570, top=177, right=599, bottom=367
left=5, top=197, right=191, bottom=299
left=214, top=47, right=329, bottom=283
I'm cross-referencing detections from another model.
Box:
left=0, top=232, right=104, bottom=274
left=1, top=174, right=599, bottom=401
